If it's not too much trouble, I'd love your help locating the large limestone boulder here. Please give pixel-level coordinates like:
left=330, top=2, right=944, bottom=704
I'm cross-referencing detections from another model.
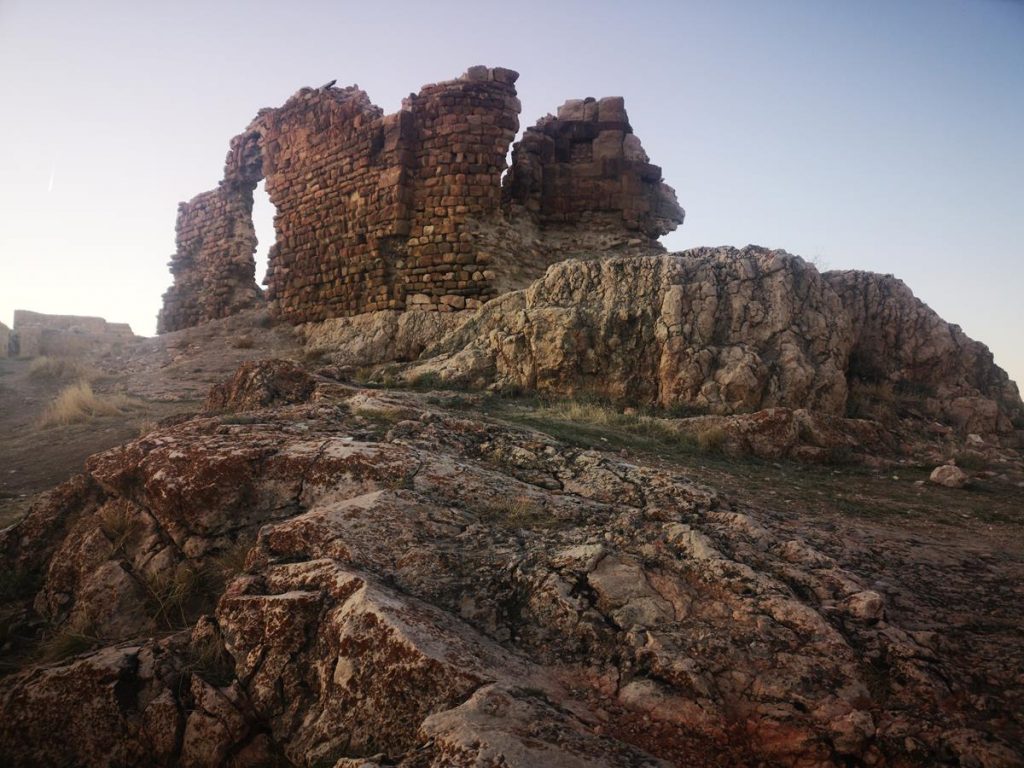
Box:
left=399, top=248, right=1022, bottom=441
left=407, top=248, right=853, bottom=414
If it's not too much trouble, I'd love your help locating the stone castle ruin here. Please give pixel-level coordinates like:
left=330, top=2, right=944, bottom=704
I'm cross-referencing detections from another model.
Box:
left=157, top=66, right=684, bottom=332
left=3, top=310, right=134, bottom=358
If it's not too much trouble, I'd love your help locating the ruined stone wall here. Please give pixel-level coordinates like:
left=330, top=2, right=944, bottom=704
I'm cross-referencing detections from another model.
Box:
left=472, top=96, right=685, bottom=295
left=157, top=183, right=263, bottom=333
left=258, top=66, right=520, bottom=323
left=12, top=310, right=135, bottom=358
left=503, top=96, right=684, bottom=239
left=158, top=66, right=684, bottom=332
left=0, top=322, right=10, bottom=358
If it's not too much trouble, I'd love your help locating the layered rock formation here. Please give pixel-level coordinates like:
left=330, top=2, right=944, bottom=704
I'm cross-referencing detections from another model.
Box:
left=158, top=66, right=684, bottom=331
left=825, top=270, right=1022, bottom=435
left=0, top=365, right=1019, bottom=766
left=399, top=247, right=1022, bottom=440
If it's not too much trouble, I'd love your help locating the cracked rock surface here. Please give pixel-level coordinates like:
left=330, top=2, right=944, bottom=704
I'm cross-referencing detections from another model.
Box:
left=1, top=365, right=1021, bottom=767
left=400, top=248, right=1022, bottom=444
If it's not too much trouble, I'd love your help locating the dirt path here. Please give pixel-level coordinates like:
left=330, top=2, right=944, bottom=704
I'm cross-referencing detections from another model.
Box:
left=0, top=309, right=303, bottom=527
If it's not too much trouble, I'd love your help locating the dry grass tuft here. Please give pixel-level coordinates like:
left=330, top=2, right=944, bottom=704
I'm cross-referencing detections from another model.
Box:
left=37, top=613, right=100, bottom=663
left=98, top=504, right=142, bottom=555
left=137, top=419, right=159, bottom=437
left=28, top=356, right=91, bottom=382
left=478, top=494, right=560, bottom=529
left=696, top=425, right=728, bottom=454
left=38, top=382, right=140, bottom=428
left=538, top=399, right=681, bottom=443
left=203, top=540, right=252, bottom=591
left=143, top=563, right=207, bottom=629
left=186, top=631, right=236, bottom=686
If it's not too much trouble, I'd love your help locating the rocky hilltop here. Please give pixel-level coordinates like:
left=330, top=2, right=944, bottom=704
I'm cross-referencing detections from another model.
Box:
left=1, top=364, right=1022, bottom=767
left=1, top=65, right=1023, bottom=768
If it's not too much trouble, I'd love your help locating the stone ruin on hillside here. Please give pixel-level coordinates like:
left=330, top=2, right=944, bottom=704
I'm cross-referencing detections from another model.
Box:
left=3, top=310, right=134, bottom=358
left=157, top=66, right=684, bottom=332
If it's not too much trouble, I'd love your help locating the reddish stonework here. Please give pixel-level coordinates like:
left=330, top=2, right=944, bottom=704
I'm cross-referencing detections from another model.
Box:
left=503, top=96, right=684, bottom=239
left=157, top=66, right=685, bottom=332
left=157, top=185, right=262, bottom=333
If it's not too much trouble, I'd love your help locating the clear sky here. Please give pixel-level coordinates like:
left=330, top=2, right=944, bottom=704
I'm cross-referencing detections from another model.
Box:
left=1, top=0, right=1021, bottom=386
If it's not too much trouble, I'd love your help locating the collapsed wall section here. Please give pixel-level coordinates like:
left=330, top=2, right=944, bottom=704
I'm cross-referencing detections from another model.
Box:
left=448, top=96, right=687, bottom=295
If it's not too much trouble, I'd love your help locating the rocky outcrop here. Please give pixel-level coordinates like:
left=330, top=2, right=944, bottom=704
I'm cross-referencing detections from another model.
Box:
left=399, top=247, right=1022, bottom=441
left=300, top=310, right=465, bottom=368
left=2, top=380, right=1020, bottom=766
left=204, top=359, right=317, bottom=413
left=825, top=270, right=1022, bottom=436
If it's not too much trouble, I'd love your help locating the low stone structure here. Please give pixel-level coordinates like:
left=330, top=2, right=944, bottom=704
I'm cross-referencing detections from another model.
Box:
left=158, top=66, right=684, bottom=332
left=11, top=310, right=134, bottom=358
left=0, top=321, right=10, bottom=358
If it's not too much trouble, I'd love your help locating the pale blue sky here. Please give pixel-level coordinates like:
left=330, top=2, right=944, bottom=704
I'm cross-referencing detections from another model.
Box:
left=1, top=0, right=1021, bottom=385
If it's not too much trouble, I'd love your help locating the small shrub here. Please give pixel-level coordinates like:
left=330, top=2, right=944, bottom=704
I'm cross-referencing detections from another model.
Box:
left=143, top=563, right=208, bottom=629
left=28, top=356, right=89, bottom=382
left=38, top=614, right=100, bottom=663
left=826, top=444, right=856, bottom=465
left=98, top=505, right=141, bottom=555
left=231, top=336, right=255, bottom=350
left=696, top=426, right=728, bottom=454
left=185, top=631, right=236, bottom=687
left=302, top=347, right=327, bottom=363
left=38, top=382, right=139, bottom=428
left=409, top=371, right=444, bottom=390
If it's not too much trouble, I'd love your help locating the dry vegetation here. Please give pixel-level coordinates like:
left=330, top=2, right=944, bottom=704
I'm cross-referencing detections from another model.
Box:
left=477, top=494, right=562, bottom=530
left=27, top=356, right=92, bottom=383
left=37, top=382, right=141, bottom=428
left=491, top=397, right=707, bottom=457
left=37, top=613, right=100, bottom=663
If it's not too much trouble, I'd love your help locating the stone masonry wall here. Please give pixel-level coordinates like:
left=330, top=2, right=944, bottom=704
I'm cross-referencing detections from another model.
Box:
left=157, top=184, right=263, bottom=333
left=503, top=97, right=684, bottom=239
left=158, top=66, right=684, bottom=331
left=11, top=310, right=135, bottom=358
left=478, top=96, right=686, bottom=294
left=257, top=66, right=520, bottom=323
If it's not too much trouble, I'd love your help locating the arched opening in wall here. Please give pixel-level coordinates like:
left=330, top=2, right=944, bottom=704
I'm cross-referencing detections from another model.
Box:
left=252, top=179, right=276, bottom=288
